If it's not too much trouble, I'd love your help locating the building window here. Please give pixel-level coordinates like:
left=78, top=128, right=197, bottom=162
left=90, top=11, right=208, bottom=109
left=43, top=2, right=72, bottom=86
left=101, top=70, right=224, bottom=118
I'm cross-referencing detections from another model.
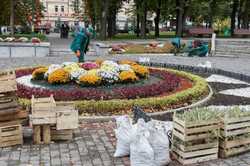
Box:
left=55, top=5, right=58, bottom=12
left=61, top=6, right=64, bottom=12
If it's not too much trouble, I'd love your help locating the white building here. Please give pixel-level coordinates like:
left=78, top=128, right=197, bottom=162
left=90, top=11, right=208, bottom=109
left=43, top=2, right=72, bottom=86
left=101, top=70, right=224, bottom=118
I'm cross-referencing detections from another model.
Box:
left=40, top=0, right=84, bottom=29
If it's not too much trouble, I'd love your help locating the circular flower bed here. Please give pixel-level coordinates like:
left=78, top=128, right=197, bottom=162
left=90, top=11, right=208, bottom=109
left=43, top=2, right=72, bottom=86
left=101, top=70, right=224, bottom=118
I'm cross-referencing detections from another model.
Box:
left=15, top=61, right=209, bottom=116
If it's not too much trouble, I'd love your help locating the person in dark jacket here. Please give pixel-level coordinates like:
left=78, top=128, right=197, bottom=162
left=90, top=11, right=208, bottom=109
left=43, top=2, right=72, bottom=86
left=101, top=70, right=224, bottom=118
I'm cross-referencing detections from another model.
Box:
left=70, top=28, right=91, bottom=62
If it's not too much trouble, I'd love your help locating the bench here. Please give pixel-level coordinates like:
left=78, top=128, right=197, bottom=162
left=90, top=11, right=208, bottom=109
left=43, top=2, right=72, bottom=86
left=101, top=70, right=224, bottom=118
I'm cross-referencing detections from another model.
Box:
left=188, top=28, right=214, bottom=37
left=234, top=29, right=250, bottom=37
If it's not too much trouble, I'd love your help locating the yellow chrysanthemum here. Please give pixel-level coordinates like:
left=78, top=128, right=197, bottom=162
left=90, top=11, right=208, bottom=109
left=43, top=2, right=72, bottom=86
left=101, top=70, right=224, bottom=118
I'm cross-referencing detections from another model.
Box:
left=118, top=60, right=138, bottom=66
left=63, top=63, right=80, bottom=73
left=79, top=74, right=101, bottom=86
left=48, top=69, right=70, bottom=84
left=131, top=65, right=149, bottom=78
left=119, top=71, right=138, bottom=82
left=32, top=67, right=48, bottom=80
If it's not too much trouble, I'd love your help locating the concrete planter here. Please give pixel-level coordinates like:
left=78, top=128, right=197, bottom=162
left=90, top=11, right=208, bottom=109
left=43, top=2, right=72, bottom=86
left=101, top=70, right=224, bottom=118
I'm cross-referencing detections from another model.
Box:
left=0, top=42, right=50, bottom=58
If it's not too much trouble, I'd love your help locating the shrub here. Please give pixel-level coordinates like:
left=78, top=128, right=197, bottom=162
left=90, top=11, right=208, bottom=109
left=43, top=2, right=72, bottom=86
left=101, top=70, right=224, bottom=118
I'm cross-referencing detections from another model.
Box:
left=32, top=67, right=48, bottom=80
left=48, top=69, right=70, bottom=84
left=79, top=73, right=101, bottom=86
left=119, top=71, right=138, bottom=83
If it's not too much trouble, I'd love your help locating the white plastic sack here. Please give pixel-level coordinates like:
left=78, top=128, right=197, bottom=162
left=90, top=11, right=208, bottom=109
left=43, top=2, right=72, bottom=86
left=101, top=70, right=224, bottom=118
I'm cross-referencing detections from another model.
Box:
left=147, top=121, right=171, bottom=166
left=130, top=119, right=155, bottom=166
left=114, top=116, right=134, bottom=157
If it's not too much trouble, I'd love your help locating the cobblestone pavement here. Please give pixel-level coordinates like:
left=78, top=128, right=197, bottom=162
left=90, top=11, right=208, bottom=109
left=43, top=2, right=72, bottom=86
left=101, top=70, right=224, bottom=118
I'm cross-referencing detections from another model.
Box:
left=1, top=122, right=250, bottom=166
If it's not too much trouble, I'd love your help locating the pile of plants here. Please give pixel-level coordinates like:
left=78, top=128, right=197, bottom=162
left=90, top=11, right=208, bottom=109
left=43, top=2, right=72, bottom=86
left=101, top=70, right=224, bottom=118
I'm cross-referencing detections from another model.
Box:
left=31, top=60, right=149, bottom=86
left=109, top=42, right=175, bottom=54
left=0, top=37, right=42, bottom=43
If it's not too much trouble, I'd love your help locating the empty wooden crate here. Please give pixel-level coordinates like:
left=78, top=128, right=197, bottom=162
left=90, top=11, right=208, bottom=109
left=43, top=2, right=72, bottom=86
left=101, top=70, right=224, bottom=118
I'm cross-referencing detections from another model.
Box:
left=0, top=70, right=17, bottom=93
left=0, top=121, right=23, bottom=148
left=30, top=95, right=56, bottom=125
left=172, top=115, right=219, bottom=165
left=56, top=103, right=78, bottom=130
left=220, top=115, right=250, bottom=158
left=51, top=126, right=73, bottom=141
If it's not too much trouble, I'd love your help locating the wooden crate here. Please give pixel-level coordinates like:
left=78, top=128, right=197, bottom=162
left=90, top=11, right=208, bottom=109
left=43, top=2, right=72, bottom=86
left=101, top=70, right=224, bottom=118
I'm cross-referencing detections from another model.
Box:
left=0, top=121, right=23, bottom=148
left=33, top=125, right=51, bottom=144
left=0, top=70, right=17, bottom=93
left=219, top=115, right=250, bottom=158
left=172, top=115, right=219, bottom=165
left=56, top=103, right=78, bottom=130
left=51, top=126, right=73, bottom=141
left=31, top=95, right=56, bottom=125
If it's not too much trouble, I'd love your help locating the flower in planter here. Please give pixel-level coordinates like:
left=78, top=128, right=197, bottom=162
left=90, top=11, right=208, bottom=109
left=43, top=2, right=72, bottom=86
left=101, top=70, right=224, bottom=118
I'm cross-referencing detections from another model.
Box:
left=44, top=64, right=62, bottom=78
left=70, top=68, right=87, bottom=80
left=48, top=68, right=70, bottom=84
left=119, top=64, right=132, bottom=72
left=95, top=59, right=104, bottom=66
left=119, top=71, right=138, bottom=83
left=79, top=73, right=101, bottom=86
left=81, top=62, right=99, bottom=70
left=31, top=37, right=41, bottom=43
left=19, top=37, right=29, bottom=42
left=131, top=65, right=149, bottom=78
left=118, top=60, right=138, bottom=66
left=98, top=70, right=119, bottom=84
left=63, top=63, right=80, bottom=73
left=32, top=67, right=48, bottom=80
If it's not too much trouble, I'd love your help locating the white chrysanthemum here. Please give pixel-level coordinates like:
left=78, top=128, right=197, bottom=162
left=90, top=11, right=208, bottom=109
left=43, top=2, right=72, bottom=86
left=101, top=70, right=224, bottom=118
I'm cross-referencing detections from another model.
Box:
left=70, top=68, right=87, bottom=80
left=119, top=64, right=132, bottom=72
left=44, top=64, right=62, bottom=78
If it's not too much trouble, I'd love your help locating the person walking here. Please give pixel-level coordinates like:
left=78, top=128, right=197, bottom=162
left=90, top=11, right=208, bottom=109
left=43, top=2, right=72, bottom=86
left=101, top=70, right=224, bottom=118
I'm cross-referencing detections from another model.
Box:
left=60, top=24, right=65, bottom=38
left=65, top=24, right=70, bottom=39
left=70, top=27, right=91, bottom=63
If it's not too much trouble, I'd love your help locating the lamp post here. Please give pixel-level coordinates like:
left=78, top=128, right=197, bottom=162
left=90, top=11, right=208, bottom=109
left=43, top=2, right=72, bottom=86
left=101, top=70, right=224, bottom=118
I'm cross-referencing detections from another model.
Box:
left=32, top=0, right=35, bottom=33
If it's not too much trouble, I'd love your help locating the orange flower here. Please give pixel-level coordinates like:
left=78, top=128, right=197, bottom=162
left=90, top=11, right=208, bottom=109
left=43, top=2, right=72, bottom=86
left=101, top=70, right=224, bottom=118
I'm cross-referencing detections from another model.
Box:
left=118, top=60, right=138, bottom=66
left=131, top=65, right=149, bottom=78
left=119, top=71, right=138, bottom=82
left=32, top=67, right=48, bottom=80
left=48, top=69, right=70, bottom=84
left=79, top=74, right=101, bottom=86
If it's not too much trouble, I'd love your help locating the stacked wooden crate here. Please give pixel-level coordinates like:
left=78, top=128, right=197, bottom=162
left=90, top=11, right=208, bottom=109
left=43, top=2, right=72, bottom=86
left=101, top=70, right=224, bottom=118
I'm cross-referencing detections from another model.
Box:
left=30, top=95, right=56, bottom=144
left=51, top=103, right=78, bottom=141
left=172, top=114, right=220, bottom=165
left=30, top=97, right=78, bottom=144
left=220, top=114, right=250, bottom=158
left=0, top=71, right=24, bottom=148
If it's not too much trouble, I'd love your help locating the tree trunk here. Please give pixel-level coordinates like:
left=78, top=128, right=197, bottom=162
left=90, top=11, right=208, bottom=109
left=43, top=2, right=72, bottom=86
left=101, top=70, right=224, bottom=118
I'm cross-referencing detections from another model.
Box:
left=136, top=12, right=140, bottom=37
left=231, top=0, right=238, bottom=36
left=208, top=0, right=215, bottom=28
left=100, top=0, right=108, bottom=40
left=176, top=0, right=183, bottom=37
left=10, top=0, right=15, bottom=36
left=141, top=2, right=147, bottom=39
left=154, top=1, right=161, bottom=38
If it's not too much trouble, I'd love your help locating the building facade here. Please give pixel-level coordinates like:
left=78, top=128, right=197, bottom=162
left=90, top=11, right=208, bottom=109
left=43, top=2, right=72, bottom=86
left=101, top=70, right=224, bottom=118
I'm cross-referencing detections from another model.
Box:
left=40, top=0, right=83, bottom=30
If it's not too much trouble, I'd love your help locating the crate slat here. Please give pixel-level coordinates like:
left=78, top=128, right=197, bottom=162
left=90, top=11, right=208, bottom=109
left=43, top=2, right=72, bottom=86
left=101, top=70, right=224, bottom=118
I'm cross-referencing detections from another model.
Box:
left=0, top=123, right=23, bottom=148
left=220, top=115, right=250, bottom=158
left=172, top=115, right=219, bottom=165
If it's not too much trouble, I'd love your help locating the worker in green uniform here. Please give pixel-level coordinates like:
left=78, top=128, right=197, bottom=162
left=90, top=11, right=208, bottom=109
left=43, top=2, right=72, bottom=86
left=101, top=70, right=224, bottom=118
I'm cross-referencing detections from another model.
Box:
left=70, top=27, right=90, bottom=62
